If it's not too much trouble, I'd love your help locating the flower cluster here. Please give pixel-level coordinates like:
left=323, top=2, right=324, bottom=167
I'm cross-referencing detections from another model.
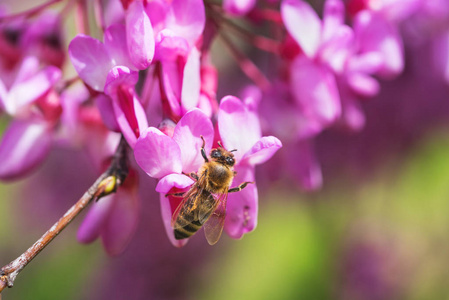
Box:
left=0, top=0, right=448, bottom=252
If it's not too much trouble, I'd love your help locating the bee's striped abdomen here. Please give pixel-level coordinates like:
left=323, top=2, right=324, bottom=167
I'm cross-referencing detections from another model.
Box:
left=174, top=219, right=202, bottom=240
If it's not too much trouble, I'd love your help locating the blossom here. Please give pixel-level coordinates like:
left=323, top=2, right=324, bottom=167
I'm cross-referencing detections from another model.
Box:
left=281, top=0, right=350, bottom=138
left=69, top=20, right=152, bottom=147
left=0, top=56, right=61, bottom=180
left=148, top=0, right=206, bottom=121
left=217, top=95, right=282, bottom=238
left=134, top=109, right=214, bottom=247
left=78, top=169, right=140, bottom=256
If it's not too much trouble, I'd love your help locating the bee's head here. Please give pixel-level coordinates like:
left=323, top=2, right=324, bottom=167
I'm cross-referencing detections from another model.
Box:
left=210, top=143, right=236, bottom=166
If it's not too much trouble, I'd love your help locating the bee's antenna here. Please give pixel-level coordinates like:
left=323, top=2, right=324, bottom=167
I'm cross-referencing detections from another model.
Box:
left=230, top=149, right=237, bottom=152
left=217, top=141, right=223, bottom=148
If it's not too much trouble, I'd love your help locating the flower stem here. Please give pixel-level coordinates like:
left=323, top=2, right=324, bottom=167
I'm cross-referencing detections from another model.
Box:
left=0, top=137, right=129, bottom=294
left=0, top=0, right=63, bottom=22
left=218, top=31, right=271, bottom=91
left=208, top=7, right=281, bottom=54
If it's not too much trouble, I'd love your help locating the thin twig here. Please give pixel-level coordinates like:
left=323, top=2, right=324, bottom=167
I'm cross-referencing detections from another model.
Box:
left=0, top=137, right=129, bottom=294
left=208, top=7, right=281, bottom=54
left=0, top=0, right=63, bottom=23
left=218, top=31, right=271, bottom=91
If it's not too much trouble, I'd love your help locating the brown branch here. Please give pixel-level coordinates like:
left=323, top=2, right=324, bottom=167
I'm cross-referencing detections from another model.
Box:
left=0, top=137, right=129, bottom=294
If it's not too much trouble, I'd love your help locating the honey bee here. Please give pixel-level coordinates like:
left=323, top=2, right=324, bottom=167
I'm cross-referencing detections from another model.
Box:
left=168, top=136, right=252, bottom=245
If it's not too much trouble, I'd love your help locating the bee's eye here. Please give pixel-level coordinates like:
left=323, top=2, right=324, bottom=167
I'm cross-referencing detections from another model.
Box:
left=226, top=157, right=235, bottom=165
left=211, top=150, right=221, bottom=158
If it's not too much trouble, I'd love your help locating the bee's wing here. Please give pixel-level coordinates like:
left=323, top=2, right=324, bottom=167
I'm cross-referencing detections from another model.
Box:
left=171, top=173, right=207, bottom=230
left=203, top=191, right=228, bottom=245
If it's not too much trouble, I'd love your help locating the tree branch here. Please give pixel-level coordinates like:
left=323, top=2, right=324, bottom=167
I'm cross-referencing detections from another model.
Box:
left=0, top=137, right=129, bottom=294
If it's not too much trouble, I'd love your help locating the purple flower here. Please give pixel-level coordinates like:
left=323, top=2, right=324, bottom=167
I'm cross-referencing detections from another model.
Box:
left=69, top=22, right=151, bottom=147
left=218, top=95, right=282, bottom=238
left=68, top=19, right=153, bottom=92
left=0, top=56, right=61, bottom=180
left=134, top=96, right=281, bottom=245
left=281, top=0, right=351, bottom=138
left=146, top=0, right=205, bottom=120
left=78, top=169, right=140, bottom=256
left=21, top=11, right=66, bottom=68
left=134, top=109, right=214, bottom=247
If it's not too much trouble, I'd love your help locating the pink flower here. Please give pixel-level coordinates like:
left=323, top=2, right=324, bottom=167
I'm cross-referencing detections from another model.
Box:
left=134, top=109, right=214, bottom=247
left=68, top=20, right=153, bottom=92
left=282, top=0, right=404, bottom=133
left=218, top=95, right=282, bottom=238
left=281, top=0, right=351, bottom=138
left=147, top=0, right=205, bottom=120
left=78, top=169, right=140, bottom=256
left=21, top=11, right=66, bottom=68
left=69, top=22, right=151, bottom=147
left=134, top=99, right=281, bottom=245
left=0, top=56, right=61, bottom=180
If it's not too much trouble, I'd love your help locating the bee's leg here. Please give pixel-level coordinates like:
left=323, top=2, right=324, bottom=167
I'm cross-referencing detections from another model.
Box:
left=200, top=135, right=209, bottom=162
left=165, top=192, right=185, bottom=198
left=228, top=181, right=254, bottom=193
left=182, top=171, right=199, bottom=181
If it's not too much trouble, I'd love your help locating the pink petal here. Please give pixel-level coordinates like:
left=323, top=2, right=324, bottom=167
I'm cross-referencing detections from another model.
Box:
left=134, top=127, right=183, bottom=178
left=322, top=0, right=345, bottom=41
left=103, top=0, right=125, bottom=28
left=105, top=66, right=148, bottom=148
left=155, top=29, right=190, bottom=61
left=347, top=52, right=384, bottom=74
left=290, top=56, right=341, bottom=129
left=77, top=194, right=114, bottom=243
left=95, top=94, right=120, bottom=132
left=101, top=183, right=139, bottom=256
left=297, top=113, right=328, bottom=140
left=172, top=109, right=214, bottom=173
left=318, top=25, right=353, bottom=74
left=0, top=80, right=6, bottom=111
left=354, top=11, right=404, bottom=78
left=6, top=65, right=61, bottom=116
left=434, top=32, right=449, bottom=84
left=181, top=47, right=201, bottom=112
left=165, top=0, right=206, bottom=48
left=159, top=193, right=189, bottom=247
left=281, top=0, right=322, bottom=58
left=155, top=173, right=194, bottom=194
left=69, top=35, right=114, bottom=91
left=14, top=56, right=40, bottom=83
left=160, top=59, right=182, bottom=117
left=144, top=0, right=170, bottom=35
left=376, top=0, right=422, bottom=22
left=346, top=72, right=380, bottom=97
left=241, top=136, right=283, bottom=166
left=104, top=23, right=135, bottom=70
left=223, top=0, right=257, bottom=15
left=218, top=96, right=261, bottom=162
left=126, top=0, right=155, bottom=69
left=286, top=141, right=322, bottom=191
left=340, top=93, right=366, bottom=131
left=224, top=165, right=258, bottom=239
left=0, top=119, right=52, bottom=180
left=240, top=85, right=262, bottom=111
left=104, top=66, right=139, bottom=94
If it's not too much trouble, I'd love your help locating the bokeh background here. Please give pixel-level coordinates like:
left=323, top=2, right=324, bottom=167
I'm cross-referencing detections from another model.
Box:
left=2, top=0, right=449, bottom=299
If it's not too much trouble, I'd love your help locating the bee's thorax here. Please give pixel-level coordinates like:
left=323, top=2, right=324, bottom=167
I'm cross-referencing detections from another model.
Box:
left=199, top=161, right=234, bottom=194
